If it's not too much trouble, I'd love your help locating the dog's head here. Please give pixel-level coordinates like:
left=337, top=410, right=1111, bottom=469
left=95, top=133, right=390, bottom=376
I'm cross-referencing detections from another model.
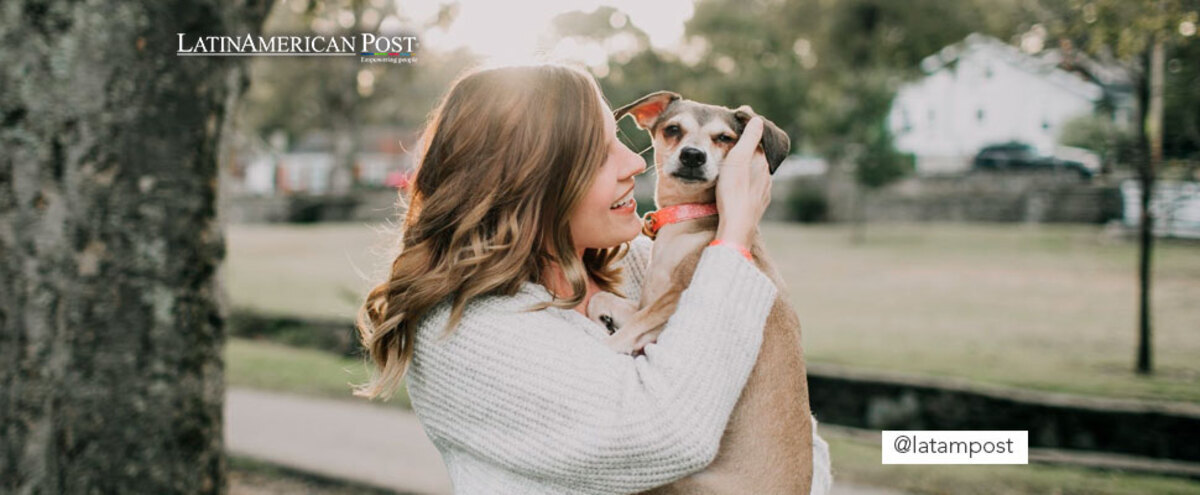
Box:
left=614, top=91, right=790, bottom=200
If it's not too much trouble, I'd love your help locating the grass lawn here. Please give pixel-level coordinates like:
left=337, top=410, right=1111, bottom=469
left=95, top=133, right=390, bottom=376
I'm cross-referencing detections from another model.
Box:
left=821, top=426, right=1200, bottom=494
left=761, top=223, right=1200, bottom=404
left=225, top=337, right=410, bottom=409
left=223, top=221, right=1200, bottom=404
left=222, top=223, right=397, bottom=320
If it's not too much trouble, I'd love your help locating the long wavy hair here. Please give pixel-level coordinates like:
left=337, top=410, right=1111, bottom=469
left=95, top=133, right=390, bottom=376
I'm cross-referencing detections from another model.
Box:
left=353, top=64, right=629, bottom=400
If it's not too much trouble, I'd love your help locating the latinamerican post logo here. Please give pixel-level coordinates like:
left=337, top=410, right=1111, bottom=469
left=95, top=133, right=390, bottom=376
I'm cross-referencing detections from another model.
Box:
left=176, top=33, right=419, bottom=64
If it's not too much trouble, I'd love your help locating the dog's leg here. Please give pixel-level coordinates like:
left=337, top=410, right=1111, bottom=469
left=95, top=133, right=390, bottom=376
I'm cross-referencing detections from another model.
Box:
left=586, top=291, right=639, bottom=335
left=602, top=289, right=681, bottom=356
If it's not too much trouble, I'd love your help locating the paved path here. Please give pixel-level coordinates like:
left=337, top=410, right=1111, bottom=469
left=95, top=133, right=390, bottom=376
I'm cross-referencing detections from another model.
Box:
left=225, top=387, right=904, bottom=495
left=225, top=387, right=451, bottom=494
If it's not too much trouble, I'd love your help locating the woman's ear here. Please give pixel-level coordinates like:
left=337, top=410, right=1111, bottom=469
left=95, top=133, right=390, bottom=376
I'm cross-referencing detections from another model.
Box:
left=733, top=106, right=791, bottom=174
left=614, top=91, right=681, bottom=130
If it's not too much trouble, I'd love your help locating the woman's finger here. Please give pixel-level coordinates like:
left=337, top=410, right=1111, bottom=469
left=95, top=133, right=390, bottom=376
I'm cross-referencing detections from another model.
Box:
left=727, top=117, right=764, bottom=163
left=750, top=150, right=770, bottom=172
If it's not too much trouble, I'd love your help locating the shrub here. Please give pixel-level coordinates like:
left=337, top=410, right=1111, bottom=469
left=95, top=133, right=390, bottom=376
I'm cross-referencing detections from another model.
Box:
left=787, top=185, right=828, bottom=223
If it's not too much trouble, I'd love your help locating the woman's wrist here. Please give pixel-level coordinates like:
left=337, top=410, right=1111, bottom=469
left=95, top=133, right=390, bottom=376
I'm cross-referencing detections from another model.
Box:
left=714, top=224, right=753, bottom=250
left=709, top=238, right=753, bottom=261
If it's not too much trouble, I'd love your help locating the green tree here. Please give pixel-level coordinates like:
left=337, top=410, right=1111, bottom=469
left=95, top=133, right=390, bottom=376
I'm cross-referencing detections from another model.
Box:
left=1162, top=34, right=1200, bottom=160
left=239, top=1, right=472, bottom=193
left=1060, top=113, right=1137, bottom=174
left=1032, top=0, right=1198, bottom=374
left=852, top=115, right=915, bottom=243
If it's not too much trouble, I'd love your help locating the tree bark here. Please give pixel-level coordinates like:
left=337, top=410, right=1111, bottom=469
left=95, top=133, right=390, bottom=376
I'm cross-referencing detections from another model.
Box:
left=0, top=1, right=269, bottom=493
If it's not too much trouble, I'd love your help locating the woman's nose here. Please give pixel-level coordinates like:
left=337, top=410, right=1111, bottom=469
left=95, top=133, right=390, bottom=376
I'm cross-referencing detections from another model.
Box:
left=622, top=148, right=646, bottom=178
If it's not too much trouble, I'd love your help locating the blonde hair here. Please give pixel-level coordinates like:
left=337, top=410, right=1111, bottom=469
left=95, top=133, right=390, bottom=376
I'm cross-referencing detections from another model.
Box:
left=354, top=64, right=628, bottom=400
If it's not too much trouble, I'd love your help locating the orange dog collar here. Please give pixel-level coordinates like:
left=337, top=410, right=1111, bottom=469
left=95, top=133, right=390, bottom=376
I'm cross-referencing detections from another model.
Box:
left=641, top=203, right=719, bottom=239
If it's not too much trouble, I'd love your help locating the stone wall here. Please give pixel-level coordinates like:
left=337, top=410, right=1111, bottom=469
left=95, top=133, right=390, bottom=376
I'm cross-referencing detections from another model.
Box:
left=809, top=364, right=1200, bottom=462
left=859, top=173, right=1123, bottom=223
left=774, top=172, right=1123, bottom=224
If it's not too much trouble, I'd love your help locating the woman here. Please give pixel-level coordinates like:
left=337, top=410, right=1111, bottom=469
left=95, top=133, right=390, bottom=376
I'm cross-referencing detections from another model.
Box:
left=355, top=64, right=814, bottom=493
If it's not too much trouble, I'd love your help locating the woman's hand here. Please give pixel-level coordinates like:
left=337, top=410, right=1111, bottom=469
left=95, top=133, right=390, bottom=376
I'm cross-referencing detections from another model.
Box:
left=715, top=116, right=772, bottom=248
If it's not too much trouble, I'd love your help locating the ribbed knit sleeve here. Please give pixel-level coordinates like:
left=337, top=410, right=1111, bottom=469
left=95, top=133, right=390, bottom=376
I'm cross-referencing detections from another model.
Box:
left=406, top=242, right=777, bottom=494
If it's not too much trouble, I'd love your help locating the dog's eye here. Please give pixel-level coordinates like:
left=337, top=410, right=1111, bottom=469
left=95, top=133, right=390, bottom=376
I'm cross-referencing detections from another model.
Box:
left=716, top=134, right=735, bottom=143
left=663, top=125, right=681, bottom=137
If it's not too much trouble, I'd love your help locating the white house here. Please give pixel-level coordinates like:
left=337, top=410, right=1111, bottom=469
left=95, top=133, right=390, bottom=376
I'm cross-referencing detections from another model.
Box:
left=888, top=33, right=1107, bottom=175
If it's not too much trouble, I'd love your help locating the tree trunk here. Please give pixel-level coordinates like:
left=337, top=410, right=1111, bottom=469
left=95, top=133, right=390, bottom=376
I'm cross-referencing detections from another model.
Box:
left=851, top=184, right=867, bottom=245
left=825, top=158, right=858, bottom=224
left=1147, top=37, right=1165, bottom=166
left=0, top=1, right=269, bottom=493
left=324, top=2, right=366, bottom=196
left=1135, top=39, right=1164, bottom=375
left=327, top=111, right=359, bottom=195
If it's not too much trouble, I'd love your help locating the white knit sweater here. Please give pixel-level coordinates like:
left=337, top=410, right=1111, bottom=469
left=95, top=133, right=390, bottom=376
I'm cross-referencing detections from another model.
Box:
left=406, top=235, right=831, bottom=494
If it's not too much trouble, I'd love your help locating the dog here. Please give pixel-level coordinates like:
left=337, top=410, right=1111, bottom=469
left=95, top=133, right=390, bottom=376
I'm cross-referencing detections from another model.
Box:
left=587, top=91, right=832, bottom=494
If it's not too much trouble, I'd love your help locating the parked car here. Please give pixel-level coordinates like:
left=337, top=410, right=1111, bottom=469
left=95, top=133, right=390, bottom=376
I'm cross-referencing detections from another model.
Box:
left=972, top=142, right=1093, bottom=179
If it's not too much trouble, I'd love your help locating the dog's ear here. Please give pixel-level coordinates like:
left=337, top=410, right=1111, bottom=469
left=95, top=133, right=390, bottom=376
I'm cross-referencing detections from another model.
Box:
left=614, top=91, right=681, bottom=130
left=734, top=105, right=791, bottom=174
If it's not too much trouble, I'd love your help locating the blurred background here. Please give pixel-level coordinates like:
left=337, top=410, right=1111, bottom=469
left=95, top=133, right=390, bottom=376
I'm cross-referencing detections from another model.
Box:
left=3, top=0, right=1198, bottom=494
left=215, top=1, right=1200, bottom=493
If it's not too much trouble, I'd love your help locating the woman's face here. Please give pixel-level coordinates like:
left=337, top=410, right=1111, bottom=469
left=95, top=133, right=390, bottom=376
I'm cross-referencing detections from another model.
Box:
left=569, top=91, right=647, bottom=252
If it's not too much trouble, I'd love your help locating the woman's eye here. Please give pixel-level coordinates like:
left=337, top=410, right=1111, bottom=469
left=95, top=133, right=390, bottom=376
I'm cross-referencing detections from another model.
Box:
left=716, top=134, right=735, bottom=143
left=663, top=125, right=681, bottom=137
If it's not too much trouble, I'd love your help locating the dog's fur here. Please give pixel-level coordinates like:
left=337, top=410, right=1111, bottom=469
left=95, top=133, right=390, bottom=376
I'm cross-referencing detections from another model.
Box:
left=588, top=91, right=827, bottom=494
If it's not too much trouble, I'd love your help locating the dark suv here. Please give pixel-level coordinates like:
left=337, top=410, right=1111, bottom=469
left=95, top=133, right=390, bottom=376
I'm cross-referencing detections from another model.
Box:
left=972, top=142, right=1093, bottom=179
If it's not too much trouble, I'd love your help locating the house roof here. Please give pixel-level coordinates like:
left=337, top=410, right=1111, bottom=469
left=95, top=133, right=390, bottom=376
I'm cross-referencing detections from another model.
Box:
left=917, top=33, right=1104, bottom=102
left=1035, top=48, right=1134, bottom=91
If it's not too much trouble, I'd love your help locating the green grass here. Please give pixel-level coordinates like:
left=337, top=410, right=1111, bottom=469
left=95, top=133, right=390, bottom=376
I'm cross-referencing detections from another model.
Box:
left=225, top=337, right=410, bottom=409
left=762, top=223, right=1200, bottom=404
left=223, top=221, right=1200, bottom=404
left=222, top=223, right=397, bottom=320
left=822, top=427, right=1200, bottom=494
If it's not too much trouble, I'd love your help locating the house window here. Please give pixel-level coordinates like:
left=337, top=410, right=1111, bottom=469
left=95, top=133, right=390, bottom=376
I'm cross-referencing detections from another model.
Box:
left=1042, top=120, right=1051, bottom=132
left=977, top=109, right=985, bottom=122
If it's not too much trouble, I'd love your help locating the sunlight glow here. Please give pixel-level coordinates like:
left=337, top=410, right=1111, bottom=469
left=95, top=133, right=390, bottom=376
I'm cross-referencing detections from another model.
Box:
left=405, top=0, right=695, bottom=66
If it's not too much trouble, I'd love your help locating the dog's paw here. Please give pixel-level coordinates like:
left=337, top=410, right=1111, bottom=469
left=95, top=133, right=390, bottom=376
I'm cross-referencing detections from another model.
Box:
left=602, top=330, right=643, bottom=355
left=631, top=330, right=660, bottom=355
left=587, top=291, right=632, bottom=335
left=603, top=325, right=662, bottom=356
left=597, top=314, right=619, bottom=335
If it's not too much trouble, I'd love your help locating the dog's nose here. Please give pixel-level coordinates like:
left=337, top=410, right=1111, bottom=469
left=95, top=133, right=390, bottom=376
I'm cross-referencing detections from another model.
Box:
left=680, top=147, right=706, bottom=168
